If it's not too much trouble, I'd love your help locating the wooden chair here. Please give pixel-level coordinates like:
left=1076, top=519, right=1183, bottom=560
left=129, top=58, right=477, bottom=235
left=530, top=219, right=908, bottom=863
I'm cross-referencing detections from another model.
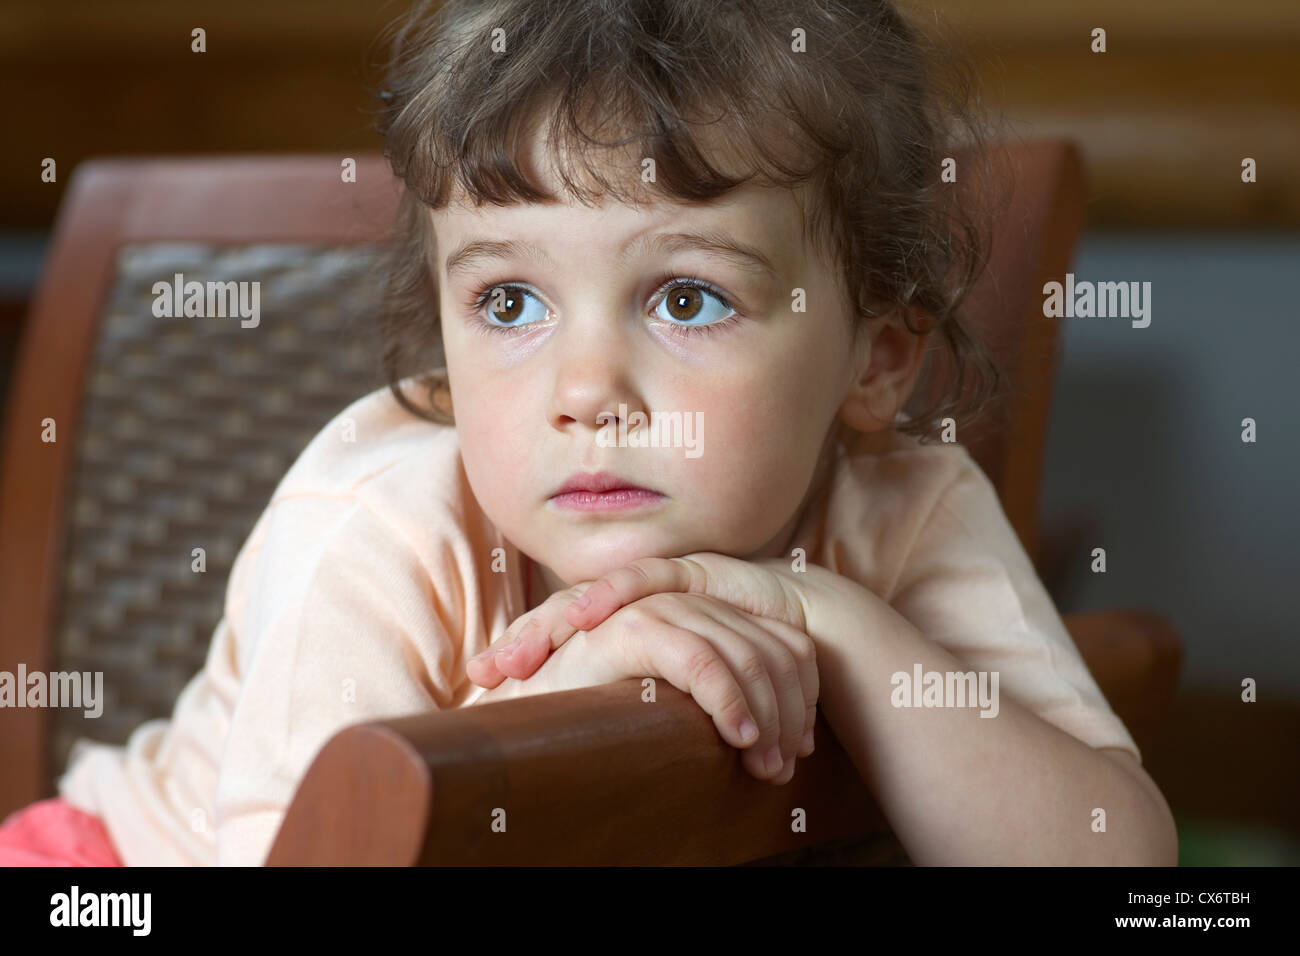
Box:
left=0, top=142, right=1181, bottom=865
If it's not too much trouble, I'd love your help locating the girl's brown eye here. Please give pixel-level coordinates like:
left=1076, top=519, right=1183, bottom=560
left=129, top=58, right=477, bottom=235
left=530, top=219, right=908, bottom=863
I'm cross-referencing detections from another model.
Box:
left=489, top=287, right=525, bottom=323
left=664, top=286, right=703, bottom=322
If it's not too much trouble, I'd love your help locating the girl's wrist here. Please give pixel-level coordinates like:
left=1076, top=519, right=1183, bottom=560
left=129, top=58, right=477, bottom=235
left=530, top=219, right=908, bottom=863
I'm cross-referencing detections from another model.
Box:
left=791, top=565, right=880, bottom=650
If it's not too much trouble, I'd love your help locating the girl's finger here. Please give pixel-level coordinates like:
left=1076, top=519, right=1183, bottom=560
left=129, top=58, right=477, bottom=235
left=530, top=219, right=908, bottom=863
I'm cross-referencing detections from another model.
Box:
left=467, top=581, right=599, bottom=686
left=466, top=620, right=549, bottom=687
left=564, top=556, right=706, bottom=630
left=688, top=605, right=809, bottom=776
left=565, top=554, right=805, bottom=636
left=735, top=609, right=820, bottom=754
left=609, top=611, right=771, bottom=756
left=629, top=609, right=788, bottom=783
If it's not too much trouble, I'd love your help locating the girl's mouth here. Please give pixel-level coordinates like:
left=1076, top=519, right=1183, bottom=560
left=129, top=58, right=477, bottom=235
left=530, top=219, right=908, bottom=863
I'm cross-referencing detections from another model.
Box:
left=548, top=488, right=666, bottom=513
left=548, top=469, right=664, bottom=512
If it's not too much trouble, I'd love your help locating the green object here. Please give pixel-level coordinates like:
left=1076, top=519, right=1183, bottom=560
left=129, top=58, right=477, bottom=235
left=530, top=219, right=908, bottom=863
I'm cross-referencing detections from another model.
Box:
left=1175, top=815, right=1300, bottom=866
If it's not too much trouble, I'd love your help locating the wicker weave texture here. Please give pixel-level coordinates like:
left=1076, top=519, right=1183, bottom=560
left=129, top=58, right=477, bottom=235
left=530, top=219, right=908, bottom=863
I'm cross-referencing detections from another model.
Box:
left=49, top=242, right=389, bottom=785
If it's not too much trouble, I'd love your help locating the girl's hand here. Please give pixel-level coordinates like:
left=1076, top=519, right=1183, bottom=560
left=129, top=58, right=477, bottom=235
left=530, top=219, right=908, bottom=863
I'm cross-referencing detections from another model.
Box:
left=500, top=589, right=819, bottom=784
left=468, top=552, right=844, bottom=689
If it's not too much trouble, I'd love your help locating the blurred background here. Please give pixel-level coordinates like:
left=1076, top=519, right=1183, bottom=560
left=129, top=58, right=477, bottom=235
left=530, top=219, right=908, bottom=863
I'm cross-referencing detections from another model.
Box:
left=1, top=0, right=1297, bottom=864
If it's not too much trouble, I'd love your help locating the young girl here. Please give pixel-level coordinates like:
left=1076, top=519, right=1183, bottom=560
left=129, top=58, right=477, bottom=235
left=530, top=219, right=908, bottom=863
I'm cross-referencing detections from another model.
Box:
left=1, top=0, right=1176, bottom=866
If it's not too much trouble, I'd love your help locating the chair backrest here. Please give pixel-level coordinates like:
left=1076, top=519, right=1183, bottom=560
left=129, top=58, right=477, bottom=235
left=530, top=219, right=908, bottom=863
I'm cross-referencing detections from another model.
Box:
left=0, top=143, right=1084, bottom=829
left=267, top=680, right=898, bottom=866
left=906, top=140, right=1086, bottom=567
left=268, top=601, right=1177, bottom=866
left=0, top=156, right=399, bottom=816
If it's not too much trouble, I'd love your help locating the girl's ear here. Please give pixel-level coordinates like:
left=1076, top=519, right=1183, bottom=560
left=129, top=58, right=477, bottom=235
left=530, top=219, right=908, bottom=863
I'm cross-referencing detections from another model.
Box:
left=838, top=308, right=931, bottom=433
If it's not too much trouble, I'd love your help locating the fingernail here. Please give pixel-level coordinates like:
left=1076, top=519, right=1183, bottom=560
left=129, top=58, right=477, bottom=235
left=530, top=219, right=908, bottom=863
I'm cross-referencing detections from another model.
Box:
left=802, top=729, right=815, bottom=754
left=496, top=637, right=521, bottom=659
left=764, top=746, right=783, bottom=774
left=738, top=719, right=758, bottom=744
left=572, top=593, right=591, bottom=611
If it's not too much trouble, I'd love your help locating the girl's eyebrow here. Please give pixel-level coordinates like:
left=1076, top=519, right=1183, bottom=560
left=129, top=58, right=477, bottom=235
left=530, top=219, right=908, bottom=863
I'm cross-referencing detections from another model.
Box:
left=443, top=230, right=780, bottom=281
left=444, top=238, right=551, bottom=279
left=631, top=230, right=780, bottom=281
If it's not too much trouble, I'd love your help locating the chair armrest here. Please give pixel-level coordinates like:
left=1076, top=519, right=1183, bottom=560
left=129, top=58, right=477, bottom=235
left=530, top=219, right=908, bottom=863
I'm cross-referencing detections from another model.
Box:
left=266, top=679, right=886, bottom=866
left=1063, top=609, right=1182, bottom=757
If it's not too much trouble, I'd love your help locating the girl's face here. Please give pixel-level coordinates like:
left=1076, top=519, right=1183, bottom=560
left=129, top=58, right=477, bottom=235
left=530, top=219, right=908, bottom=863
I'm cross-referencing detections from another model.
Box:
left=431, top=155, right=888, bottom=599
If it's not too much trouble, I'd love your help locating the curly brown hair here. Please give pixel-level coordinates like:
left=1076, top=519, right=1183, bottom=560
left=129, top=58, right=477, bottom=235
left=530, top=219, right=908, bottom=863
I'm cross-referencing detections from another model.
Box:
left=364, top=0, right=1007, bottom=443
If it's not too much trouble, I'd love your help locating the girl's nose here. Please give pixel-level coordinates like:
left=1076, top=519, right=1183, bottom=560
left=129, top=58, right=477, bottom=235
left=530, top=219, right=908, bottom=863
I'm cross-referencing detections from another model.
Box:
left=545, top=316, right=646, bottom=435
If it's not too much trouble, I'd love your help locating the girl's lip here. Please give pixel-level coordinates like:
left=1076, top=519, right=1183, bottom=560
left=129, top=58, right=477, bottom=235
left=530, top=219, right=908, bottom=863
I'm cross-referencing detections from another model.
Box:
left=548, top=488, right=666, bottom=513
left=550, top=469, right=657, bottom=497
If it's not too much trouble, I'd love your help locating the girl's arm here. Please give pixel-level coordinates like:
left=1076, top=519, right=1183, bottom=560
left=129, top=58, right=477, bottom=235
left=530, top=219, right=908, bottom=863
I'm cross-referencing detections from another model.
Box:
left=214, top=495, right=463, bottom=865
left=504, top=553, right=1176, bottom=865
left=809, top=579, right=1178, bottom=866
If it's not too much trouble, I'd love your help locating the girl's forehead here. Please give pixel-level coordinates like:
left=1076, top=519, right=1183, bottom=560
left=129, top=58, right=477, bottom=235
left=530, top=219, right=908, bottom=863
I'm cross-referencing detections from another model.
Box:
left=427, top=104, right=815, bottom=261
left=429, top=183, right=807, bottom=277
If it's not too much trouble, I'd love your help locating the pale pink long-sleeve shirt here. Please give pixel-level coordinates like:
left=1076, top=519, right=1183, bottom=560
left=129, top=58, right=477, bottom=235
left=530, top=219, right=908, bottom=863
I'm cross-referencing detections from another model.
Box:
left=56, top=381, right=1139, bottom=865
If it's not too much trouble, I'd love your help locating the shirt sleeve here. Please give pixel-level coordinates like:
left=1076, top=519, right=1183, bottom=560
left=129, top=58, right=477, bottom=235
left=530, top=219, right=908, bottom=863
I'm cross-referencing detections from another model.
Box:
left=884, top=456, right=1142, bottom=763
left=213, top=493, right=459, bottom=866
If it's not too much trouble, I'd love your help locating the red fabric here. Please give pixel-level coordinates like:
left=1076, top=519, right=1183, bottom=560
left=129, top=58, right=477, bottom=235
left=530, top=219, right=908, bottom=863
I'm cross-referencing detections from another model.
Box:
left=0, top=798, right=124, bottom=867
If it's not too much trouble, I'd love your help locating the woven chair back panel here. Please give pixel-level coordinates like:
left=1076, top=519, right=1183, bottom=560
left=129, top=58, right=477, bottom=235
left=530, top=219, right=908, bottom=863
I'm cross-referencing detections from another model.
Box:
left=49, top=242, right=390, bottom=787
